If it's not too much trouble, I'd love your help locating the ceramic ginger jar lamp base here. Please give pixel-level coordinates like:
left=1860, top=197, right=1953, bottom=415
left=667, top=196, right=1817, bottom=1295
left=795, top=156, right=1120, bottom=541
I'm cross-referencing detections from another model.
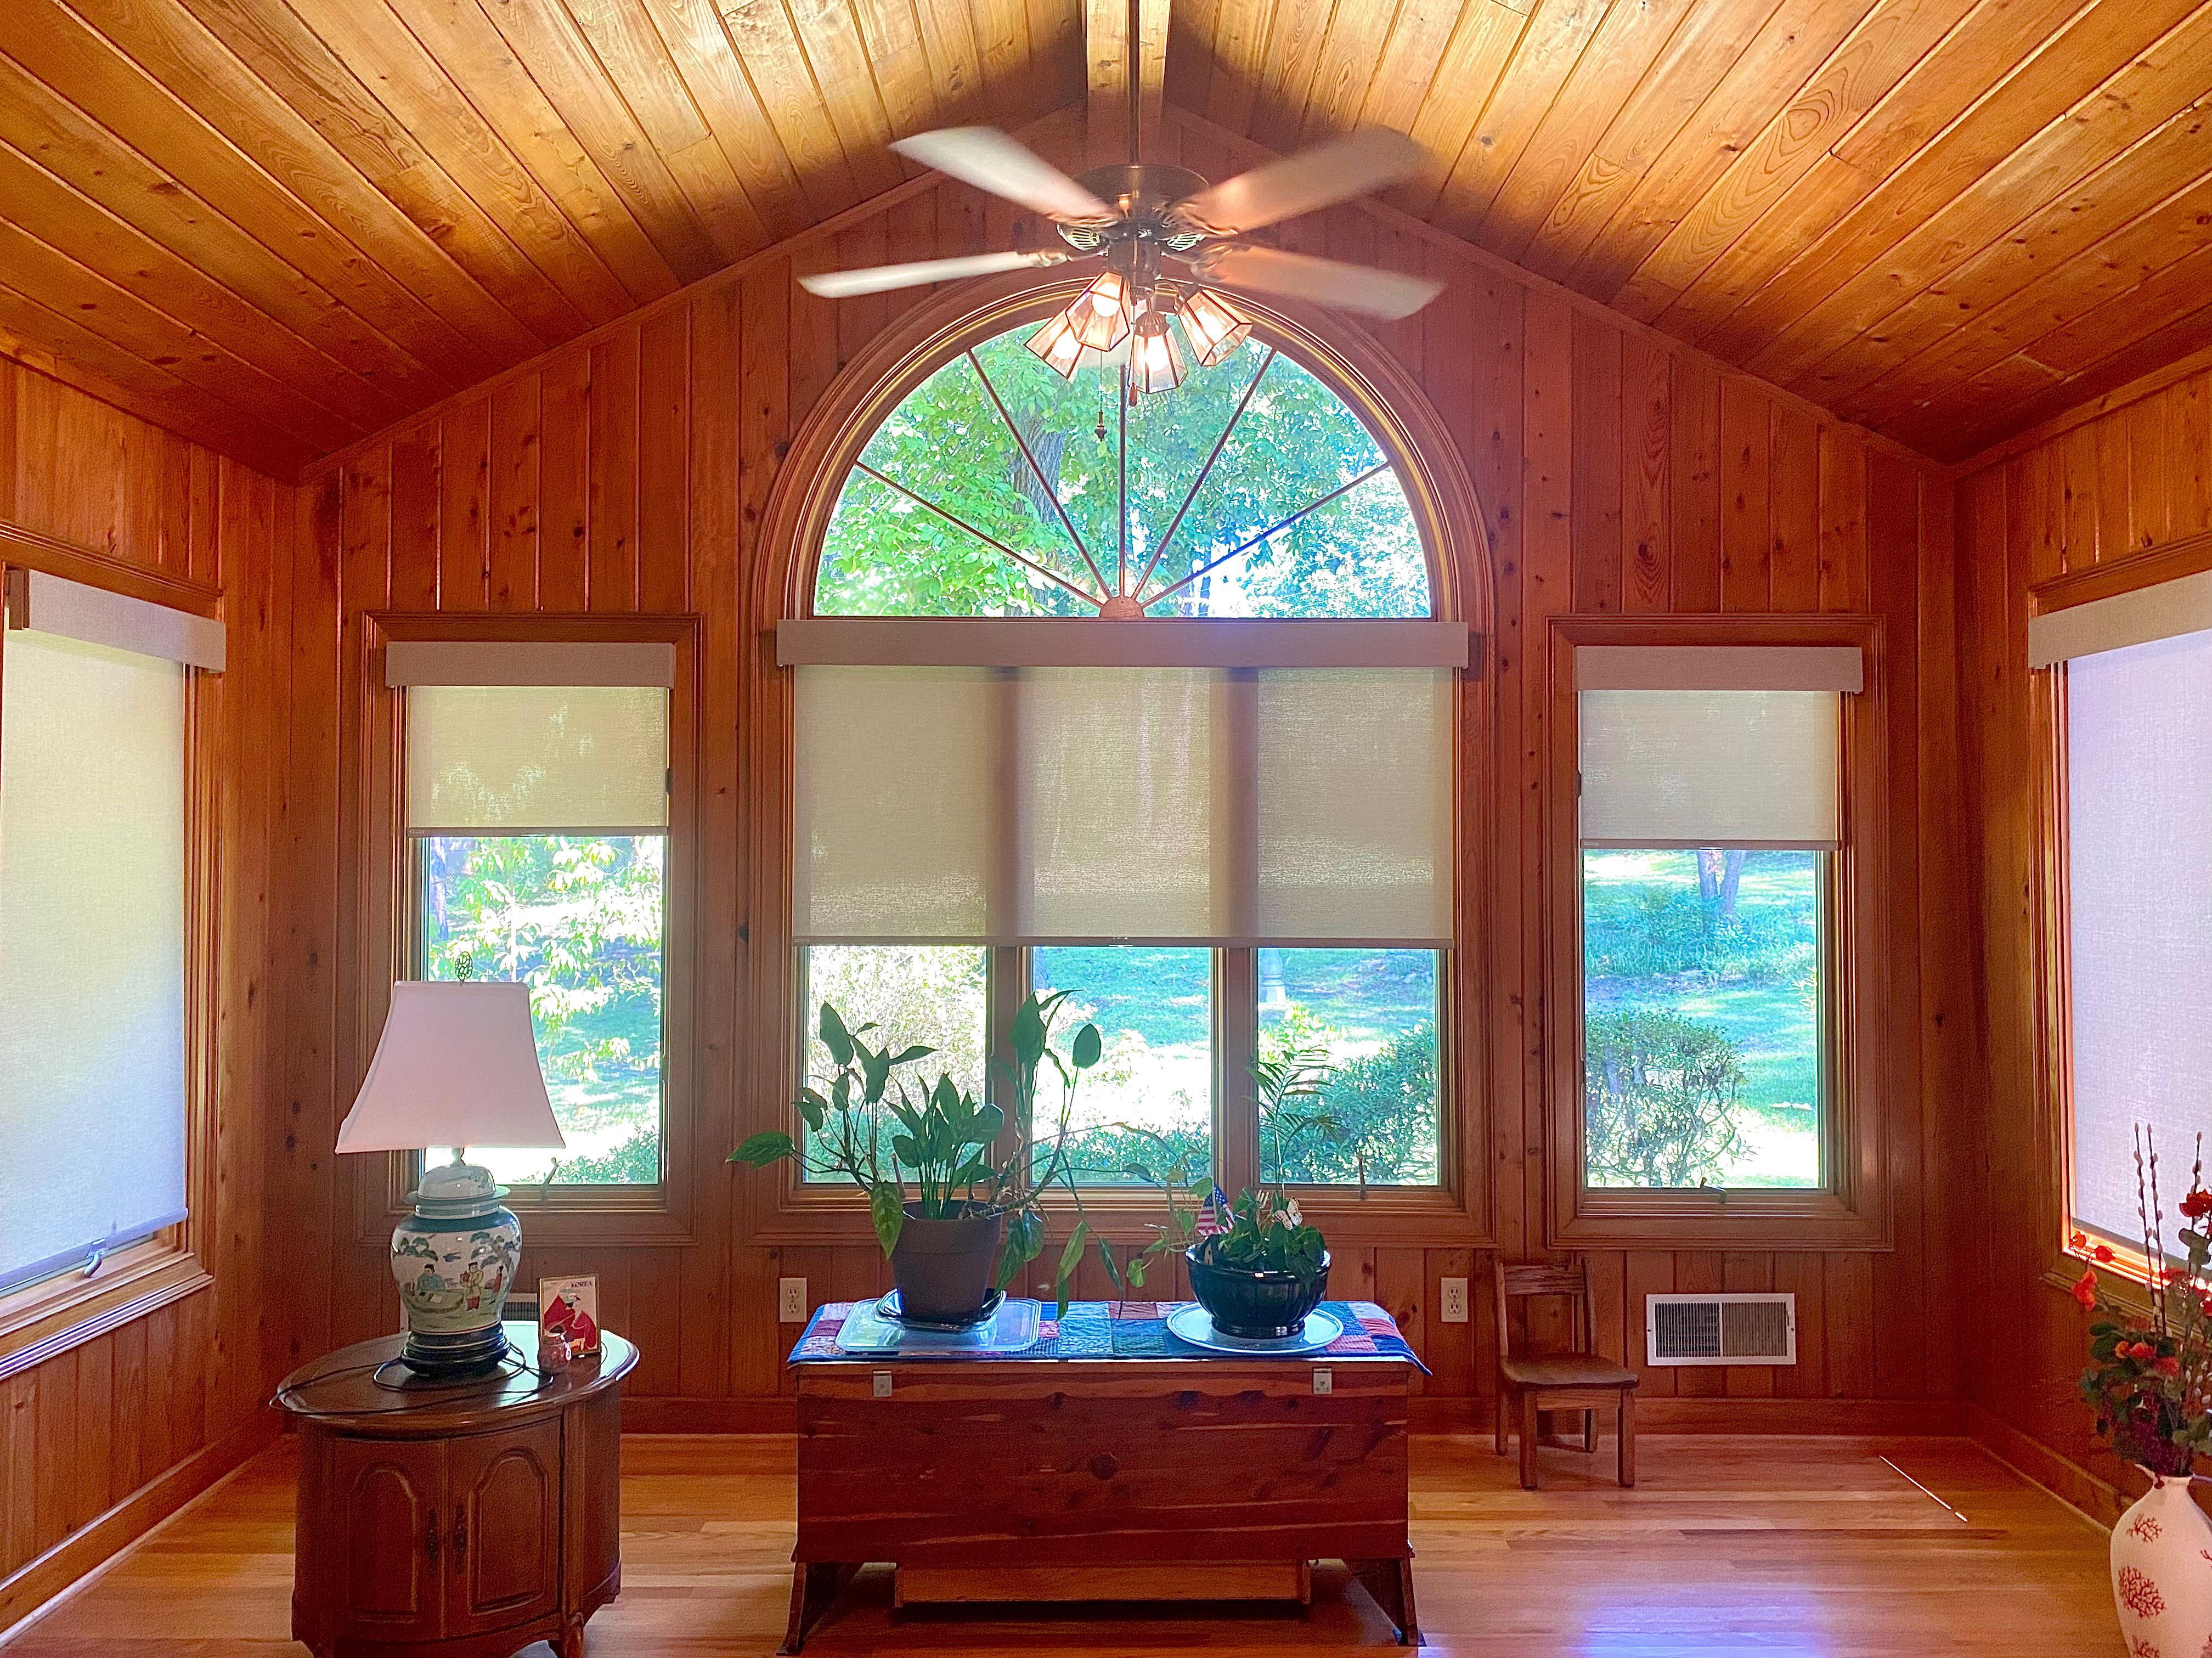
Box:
left=390, top=1155, right=522, bottom=1378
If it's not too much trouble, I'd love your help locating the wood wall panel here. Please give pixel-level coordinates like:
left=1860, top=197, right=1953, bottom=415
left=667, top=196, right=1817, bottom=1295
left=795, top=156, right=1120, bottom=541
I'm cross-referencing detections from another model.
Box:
left=0, top=358, right=293, bottom=1634
left=1957, top=359, right=2212, bottom=1498
left=286, top=142, right=1966, bottom=1420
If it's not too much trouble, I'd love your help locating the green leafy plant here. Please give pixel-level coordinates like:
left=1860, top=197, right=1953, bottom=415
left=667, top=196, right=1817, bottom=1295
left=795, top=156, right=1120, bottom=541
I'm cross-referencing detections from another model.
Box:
left=729, top=992, right=1111, bottom=1313
left=1191, top=1042, right=1342, bottom=1274
left=1582, top=1009, right=1747, bottom=1188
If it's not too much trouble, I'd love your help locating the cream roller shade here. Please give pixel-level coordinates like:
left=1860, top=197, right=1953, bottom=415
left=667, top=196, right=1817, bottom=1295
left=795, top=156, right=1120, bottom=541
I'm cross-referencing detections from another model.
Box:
left=1579, top=689, right=1841, bottom=849
left=10, top=569, right=224, bottom=671
left=406, top=685, right=669, bottom=833
left=791, top=665, right=1454, bottom=945
left=1, top=629, right=189, bottom=1294
left=2028, top=568, right=2212, bottom=668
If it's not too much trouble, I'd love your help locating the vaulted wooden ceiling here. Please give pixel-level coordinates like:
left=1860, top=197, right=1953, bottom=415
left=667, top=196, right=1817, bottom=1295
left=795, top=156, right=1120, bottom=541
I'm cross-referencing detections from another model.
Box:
left=3, top=0, right=2208, bottom=478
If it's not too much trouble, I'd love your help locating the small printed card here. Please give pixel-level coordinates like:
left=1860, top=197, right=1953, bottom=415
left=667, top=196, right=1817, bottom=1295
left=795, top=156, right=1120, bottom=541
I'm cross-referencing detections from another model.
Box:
left=539, top=1275, right=601, bottom=1358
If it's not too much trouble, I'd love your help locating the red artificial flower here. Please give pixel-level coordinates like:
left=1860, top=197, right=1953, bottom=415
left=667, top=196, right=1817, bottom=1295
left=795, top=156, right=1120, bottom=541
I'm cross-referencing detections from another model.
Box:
left=2073, top=1230, right=2090, bottom=1249
left=2094, top=1244, right=2117, bottom=1263
left=2073, top=1266, right=2099, bottom=1309
left=2181, top=1188, right=2212, bottom=1221
left=2156, top=1356, right=2181, bottom=1378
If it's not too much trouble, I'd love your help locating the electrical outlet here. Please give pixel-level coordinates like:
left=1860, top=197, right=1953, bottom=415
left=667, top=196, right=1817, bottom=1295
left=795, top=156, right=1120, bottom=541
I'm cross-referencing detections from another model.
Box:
left=1440, top=1276, right=1469, bottom=1324
left=777, top=1276, right=808, bottom=1323
left=1312, top=1368, right=1333, bottom=1395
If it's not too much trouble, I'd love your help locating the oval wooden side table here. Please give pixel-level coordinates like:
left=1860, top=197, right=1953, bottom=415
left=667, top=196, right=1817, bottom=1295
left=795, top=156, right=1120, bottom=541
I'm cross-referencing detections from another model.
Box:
left=277, top=1322, right=636, bottom=1658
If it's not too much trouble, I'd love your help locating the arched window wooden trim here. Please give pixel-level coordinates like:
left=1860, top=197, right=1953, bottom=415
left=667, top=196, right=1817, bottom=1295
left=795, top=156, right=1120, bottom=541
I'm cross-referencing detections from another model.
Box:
left=739, top=270, right=1498, bottom=1249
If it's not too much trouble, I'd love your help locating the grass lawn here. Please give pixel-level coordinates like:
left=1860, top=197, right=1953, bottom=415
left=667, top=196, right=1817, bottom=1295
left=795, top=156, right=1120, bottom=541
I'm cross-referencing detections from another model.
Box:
left=1583, top=849, right=1822, bottom=1189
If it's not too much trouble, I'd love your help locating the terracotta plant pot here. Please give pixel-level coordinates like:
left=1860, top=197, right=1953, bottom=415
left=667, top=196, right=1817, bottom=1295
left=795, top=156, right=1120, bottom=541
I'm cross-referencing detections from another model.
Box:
left=1185, top=1242, right=1331, bottom=1339
left=889, top=1203, right=1006, bottom=1324
left=2111, top=1464, right=2212, bottom=1656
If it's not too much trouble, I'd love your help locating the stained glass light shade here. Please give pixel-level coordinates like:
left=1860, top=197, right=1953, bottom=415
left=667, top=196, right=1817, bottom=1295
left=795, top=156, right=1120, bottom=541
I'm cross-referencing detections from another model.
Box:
left=814, top=318, right=1432, bottom=619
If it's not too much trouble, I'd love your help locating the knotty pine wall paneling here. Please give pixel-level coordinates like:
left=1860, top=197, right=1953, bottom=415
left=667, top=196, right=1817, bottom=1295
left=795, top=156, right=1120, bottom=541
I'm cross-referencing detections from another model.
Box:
left=0, top=359, right=295, bottom=1635
left=1956, top=359, right=2212, bottom=1508
left=290, top=112, right=1971, bottom=1427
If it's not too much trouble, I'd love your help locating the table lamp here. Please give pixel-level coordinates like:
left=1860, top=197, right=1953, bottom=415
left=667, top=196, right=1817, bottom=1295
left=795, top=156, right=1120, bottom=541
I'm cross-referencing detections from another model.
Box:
left=336, top=980, right=565, bottom=1378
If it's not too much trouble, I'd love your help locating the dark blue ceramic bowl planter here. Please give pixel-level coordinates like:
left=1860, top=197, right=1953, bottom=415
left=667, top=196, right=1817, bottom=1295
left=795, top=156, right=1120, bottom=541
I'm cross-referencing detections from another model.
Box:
left=1185, top=1240, right=1331, bottom=1339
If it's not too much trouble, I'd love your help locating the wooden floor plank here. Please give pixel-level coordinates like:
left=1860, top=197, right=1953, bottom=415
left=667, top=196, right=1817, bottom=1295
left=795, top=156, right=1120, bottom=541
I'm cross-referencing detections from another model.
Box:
left=4, top=1433, right=2113, bottom=1655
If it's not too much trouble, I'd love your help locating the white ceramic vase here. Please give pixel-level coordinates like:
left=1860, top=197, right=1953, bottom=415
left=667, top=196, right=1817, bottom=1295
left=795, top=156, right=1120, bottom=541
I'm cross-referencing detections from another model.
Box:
left=2112, top=1469, right=2212, bottom=1658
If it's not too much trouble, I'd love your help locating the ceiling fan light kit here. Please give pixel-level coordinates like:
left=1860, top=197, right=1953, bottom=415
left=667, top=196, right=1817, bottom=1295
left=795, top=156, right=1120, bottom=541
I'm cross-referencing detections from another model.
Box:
left=804, top=3, right=1444, bottom=399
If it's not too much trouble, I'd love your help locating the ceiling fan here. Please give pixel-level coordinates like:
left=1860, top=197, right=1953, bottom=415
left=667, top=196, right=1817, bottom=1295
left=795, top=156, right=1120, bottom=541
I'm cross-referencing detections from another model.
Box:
left=797, top=10, right=1444, bottom=394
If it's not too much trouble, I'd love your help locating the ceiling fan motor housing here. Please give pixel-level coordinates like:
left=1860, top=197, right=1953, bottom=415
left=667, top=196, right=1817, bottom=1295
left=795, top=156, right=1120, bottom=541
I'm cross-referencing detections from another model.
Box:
left=1059, top=163, right=1212, bottom=257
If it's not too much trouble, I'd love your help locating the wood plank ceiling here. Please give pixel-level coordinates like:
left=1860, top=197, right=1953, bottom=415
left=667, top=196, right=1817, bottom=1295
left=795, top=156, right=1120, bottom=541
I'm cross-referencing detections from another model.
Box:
left=2, top=0, right=2208, bottom=478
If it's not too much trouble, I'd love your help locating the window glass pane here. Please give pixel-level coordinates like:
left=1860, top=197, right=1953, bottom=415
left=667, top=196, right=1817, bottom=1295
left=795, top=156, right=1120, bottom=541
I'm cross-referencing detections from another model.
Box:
left=422, top=834, right=664, bottom=1186
left=812, top=320, right=1429, bottom=619
left=1257, top=949, right=1440, bottom=1185
left=2065, top=633, right=2212, bottom=1247
left=0, top=630, right=187, bottom=1294
left=797, top=945, right=988, bottom=1183
left=1582, top=849, right=1822, bottom=1190
left=1030, top=947, right=1212, bottom=1185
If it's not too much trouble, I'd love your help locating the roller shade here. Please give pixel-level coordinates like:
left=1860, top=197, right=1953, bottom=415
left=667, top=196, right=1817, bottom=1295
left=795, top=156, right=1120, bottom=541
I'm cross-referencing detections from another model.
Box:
left=1, top=628, right=189, bottom=1294
left=2029, top=568, right=2212, bottom=668
left=407, top=685, right=669, bottom=833
left=1579, top=689, right=1842, bottom=849
left=791, top=664, right=1454, bottom=945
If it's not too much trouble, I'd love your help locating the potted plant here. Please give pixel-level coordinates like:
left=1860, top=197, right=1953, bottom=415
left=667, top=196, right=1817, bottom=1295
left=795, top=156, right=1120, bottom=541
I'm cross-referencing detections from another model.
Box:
left=729, top=992, right=1108, bottom=1323
left=2072, top=1126, right=2212, bottom=1656
left=1180, top=1042, right=1346, bottom=1339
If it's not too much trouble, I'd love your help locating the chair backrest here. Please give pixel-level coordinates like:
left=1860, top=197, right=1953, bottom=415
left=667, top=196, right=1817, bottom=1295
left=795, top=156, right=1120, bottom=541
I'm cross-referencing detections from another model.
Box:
left=1494, top=1256, right=1594, bottom=1360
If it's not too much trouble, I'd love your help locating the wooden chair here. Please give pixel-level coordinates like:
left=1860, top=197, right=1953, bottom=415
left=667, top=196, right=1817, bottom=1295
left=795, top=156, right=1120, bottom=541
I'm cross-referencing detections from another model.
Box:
left=1493, top=1257, right=1638, bottom=1490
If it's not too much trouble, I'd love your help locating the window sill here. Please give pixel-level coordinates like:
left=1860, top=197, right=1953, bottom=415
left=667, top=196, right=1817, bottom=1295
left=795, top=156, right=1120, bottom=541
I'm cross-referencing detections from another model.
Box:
left=748, top=1180, right=1490, bottom=1249
left=0, top=1243, right=212, bottom=1384
left=1551, top=1187, right=1892, bottom=1251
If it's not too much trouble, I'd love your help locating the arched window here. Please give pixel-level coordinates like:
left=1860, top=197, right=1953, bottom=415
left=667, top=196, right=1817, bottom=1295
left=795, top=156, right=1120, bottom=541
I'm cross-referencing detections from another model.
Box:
left=780, top=302, right=1464, bottom=1198
left=814, top=322, right=1432, bottom=620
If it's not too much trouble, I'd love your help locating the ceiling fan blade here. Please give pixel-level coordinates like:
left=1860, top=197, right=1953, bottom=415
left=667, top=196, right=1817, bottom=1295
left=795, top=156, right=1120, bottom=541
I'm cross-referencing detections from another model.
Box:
left=1172, top=128, right=1427, bottom=238
left=1188, top=244, right=1443, bottom=320
left=798, top=248, right=1071, bottom=298
left=890, top=127, right=1114, bottom=223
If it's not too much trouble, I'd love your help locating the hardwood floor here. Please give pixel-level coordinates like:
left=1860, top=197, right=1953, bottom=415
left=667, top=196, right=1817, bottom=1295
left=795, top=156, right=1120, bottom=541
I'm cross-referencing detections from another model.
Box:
left=4, top=1434, right=2113, bottom=1655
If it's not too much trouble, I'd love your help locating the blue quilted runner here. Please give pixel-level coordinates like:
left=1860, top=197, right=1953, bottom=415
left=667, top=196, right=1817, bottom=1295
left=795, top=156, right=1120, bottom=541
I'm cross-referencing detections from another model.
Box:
left=788, top=1298, right=1429, bottom=1374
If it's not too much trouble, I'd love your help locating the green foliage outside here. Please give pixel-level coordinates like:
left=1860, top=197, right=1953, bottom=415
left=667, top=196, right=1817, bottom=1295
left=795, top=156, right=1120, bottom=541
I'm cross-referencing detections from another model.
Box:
left=814, top=325, right=1430, bottom=619
left=420, top=834, right=664, bottom=1186
left=1582, top=848, right=1821, bottom=1189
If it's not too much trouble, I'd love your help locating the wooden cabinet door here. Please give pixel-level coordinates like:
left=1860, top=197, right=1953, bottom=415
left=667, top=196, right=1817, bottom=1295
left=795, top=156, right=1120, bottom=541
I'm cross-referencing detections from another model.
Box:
left=329, top=1436, right=445, bottom=1643
left=443, top=1419, right=562, bottom=1638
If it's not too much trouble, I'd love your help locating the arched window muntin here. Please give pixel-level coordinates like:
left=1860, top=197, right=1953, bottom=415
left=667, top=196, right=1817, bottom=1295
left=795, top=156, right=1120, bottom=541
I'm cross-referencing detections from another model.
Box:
left=749, top=274, right=1492, bottom=1240
left=797, top=280, right=1460, bottom=626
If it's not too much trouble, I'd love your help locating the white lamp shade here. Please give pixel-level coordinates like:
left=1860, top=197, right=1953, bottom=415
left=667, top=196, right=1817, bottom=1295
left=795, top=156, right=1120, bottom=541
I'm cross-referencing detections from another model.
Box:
left=336, top=982, right=566, bottom=1153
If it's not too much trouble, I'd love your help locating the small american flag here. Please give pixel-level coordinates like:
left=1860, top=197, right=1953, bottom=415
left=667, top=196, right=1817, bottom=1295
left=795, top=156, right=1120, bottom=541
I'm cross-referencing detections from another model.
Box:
left=1193, top=1185, right=1231, bottom=1239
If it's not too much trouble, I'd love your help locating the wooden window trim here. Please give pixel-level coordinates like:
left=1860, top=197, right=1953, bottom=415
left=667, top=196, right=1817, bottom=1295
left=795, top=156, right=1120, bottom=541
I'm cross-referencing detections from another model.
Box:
left=1544, top=614, right=1893, bottom=1251
left=349, top=612, right=703, bottom=1250
left=733, top=275, right=1499, bottom=1252
left=2027, top=539, right=2212, bottom=1306
left=0, top=536, right=222, bottom=1377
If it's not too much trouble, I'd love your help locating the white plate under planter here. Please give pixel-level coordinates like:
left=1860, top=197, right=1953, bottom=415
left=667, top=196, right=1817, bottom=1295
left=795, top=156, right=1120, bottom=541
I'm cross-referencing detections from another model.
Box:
left=1165, top=1303, right=1342, bottom=1356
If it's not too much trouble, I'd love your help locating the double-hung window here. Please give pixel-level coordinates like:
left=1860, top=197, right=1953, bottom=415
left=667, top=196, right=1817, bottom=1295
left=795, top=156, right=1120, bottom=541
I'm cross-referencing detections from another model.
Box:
left=2034, top=573, right=2212, bottom=1267
left=393, top=640, right=673, bottom=1189
left=1553, top=625, right=1884, bottom=1246
left=778, top=310, right=1464, bottom=1200
left=0, top=563, right=221, bottom=1350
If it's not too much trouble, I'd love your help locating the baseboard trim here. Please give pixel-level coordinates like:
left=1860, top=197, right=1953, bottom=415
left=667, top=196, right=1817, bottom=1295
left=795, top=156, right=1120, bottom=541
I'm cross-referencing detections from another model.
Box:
left=622, top=1393, right=1966, bottom=1436
left=0, top=1409, right=278, bottom=1644
left=1965, top=1401, right=2126, bottom=1530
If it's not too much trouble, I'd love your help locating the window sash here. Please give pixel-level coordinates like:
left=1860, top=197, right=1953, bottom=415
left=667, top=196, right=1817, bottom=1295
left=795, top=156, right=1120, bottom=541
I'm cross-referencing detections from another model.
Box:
left=791, top=942, right=1449, bottom=1193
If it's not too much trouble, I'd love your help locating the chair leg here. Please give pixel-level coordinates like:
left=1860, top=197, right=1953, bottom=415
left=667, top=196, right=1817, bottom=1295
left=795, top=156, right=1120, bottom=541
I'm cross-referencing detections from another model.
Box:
left=1519, top=1389, right=1540, bottom=1490
left=1583, top=1409, right=1596, bottom=1454
left=1493, top=1384, right=1509, bottom=1457
left=1617, top=1391, right=1636, bottom=1489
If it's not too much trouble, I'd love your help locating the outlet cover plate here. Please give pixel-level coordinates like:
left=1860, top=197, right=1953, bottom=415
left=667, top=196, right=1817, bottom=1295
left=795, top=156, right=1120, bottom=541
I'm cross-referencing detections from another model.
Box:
left=1440, top=1277, right=1469, bottom=1323
left=778, top=1277, right=808, bottom=1323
